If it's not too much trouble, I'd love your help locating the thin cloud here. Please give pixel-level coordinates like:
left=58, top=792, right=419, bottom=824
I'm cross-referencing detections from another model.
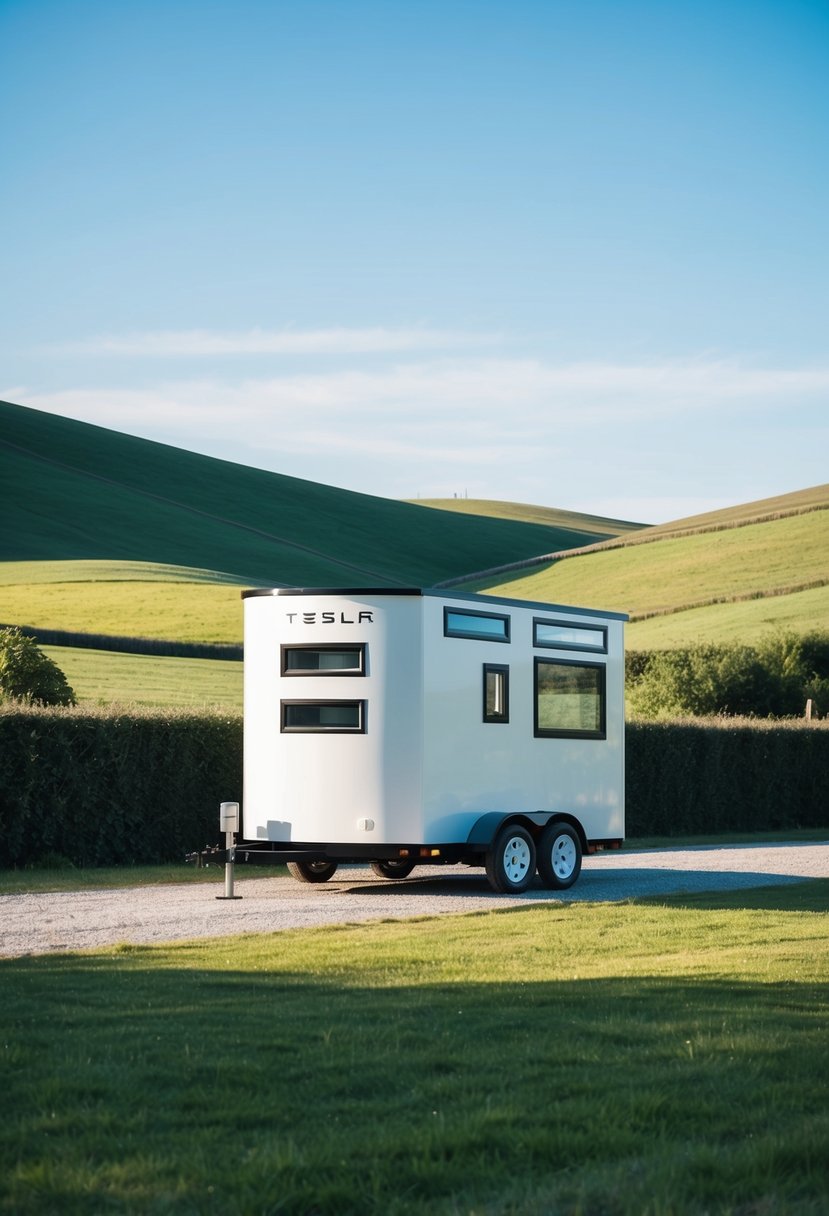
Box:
left=49, top=327, right=498, bottom=357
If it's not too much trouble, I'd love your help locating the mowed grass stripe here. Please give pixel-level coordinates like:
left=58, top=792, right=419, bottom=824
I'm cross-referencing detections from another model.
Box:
left=0, top=884, right=826, bottom=1215
left=41, top=646, right=243, bottom=708
left=627, top=584, right=829, bottom=649
left=2, top=581, right=245, bottom=643
left=474, top=510, right=829, bottom=617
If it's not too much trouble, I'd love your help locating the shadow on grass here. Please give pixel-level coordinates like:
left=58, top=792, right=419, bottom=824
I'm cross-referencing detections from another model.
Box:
left=1, top=948, right=828, bottom=1216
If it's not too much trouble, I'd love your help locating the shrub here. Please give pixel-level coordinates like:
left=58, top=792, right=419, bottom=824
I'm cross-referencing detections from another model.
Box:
left=627, top=631, right=829, bottom=719
left=0, top=627, right=75, bottom=706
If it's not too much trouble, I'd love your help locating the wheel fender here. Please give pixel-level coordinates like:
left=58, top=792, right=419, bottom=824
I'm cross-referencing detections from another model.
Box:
left=466, top=811, right=548, bottom=848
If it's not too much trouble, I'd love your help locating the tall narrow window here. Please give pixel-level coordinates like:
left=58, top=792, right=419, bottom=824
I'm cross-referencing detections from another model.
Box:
left=483, top=664, right=509, bottom=723
left=534, top=659, right=606, bottom=739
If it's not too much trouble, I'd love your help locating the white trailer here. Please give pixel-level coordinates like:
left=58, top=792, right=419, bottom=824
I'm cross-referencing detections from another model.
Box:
left=232, top=587, right=626, bottom=894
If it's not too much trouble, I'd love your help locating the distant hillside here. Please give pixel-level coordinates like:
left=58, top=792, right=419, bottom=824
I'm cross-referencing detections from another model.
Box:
left=461, top=485, right=829, bottom=648
left=1, top=399, right=625, bottom=587
left=408, top=497, right=644, bottom=539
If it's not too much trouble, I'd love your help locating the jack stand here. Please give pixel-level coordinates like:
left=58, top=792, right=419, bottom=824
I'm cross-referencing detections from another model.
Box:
left=215, top=803, right=242, bottom=899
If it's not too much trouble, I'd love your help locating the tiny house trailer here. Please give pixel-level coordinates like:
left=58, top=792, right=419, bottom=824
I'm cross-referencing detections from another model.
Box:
left=230, top=587, right=626, bottom=894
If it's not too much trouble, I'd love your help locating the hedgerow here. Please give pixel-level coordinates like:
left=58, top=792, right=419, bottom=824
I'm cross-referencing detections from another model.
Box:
left=626, top=716, right=829, bottom=836
left=0, top=704, right=826, bottom=868
left=0, top=703, right=241, bottom=868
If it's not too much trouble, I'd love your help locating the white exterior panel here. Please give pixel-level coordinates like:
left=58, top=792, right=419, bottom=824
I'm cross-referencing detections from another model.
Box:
left=243, top=591, right=423, bottom=844
left=242, top=587, right=625, bottom=850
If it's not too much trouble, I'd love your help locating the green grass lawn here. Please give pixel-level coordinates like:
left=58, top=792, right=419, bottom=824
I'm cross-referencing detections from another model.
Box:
left=41, top=646, right=243, bottom=708
left=1, top=882, right=827, bottom=1215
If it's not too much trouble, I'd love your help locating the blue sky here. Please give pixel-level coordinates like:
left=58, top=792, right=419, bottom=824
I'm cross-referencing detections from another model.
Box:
left=2, top=0, right=827, bottom=523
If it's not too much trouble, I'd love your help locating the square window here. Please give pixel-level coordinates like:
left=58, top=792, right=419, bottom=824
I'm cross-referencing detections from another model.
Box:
left=534, top=659, right=606, bottom=739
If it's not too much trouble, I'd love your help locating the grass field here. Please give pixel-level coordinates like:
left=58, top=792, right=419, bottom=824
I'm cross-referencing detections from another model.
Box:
left=2, top=399, right=625, bottom=587
left=409, top=497, right=646, bottom=536
left=4, top=579, right=247, bottom=643
left=627, top=584, right=829, bottom=649
left=1, top=882, right=827, bottom=1215
left=41, top=646, right=243, bottom=707
left=472, top=511, right=829, bottom=616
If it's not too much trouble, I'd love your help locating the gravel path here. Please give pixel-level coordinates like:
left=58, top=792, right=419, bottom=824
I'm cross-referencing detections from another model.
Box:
left=1, top=841, right=827, bottom=958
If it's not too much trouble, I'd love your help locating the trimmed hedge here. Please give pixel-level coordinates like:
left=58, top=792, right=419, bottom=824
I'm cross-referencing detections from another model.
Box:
left=0, top=706, right=826, bottom=868
left=626, top=717, right=829, bottom=837
left=0, top=704, right=241, bottom=868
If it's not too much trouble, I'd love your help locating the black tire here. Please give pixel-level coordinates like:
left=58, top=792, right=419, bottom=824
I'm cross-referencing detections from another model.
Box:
left=370, top=859, right=416, bottom=880
left=287, top=860, right=339, bottom=884
left=485, top=824, right=536, bottom=894
left=537, top=822, right=582, bottom=890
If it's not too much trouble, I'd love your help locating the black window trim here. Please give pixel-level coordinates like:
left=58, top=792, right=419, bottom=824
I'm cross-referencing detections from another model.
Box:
left=534, top=656, right=607, bottom=740
left=443, top=606, right=511, bottom=643
left=483, top=663, right=510, bottom=724
left=533, top=616, right=608, bottom=655
left=280, top=699, right=367, bottom=734
left=281, top=642, right=367, bottom=677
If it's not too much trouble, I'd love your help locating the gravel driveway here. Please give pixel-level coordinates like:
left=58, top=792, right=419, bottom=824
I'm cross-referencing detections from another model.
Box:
left=1, top=840, right=826, bottom=958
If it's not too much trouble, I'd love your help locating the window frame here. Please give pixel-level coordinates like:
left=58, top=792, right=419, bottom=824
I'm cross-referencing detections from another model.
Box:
left=483, top=663, right=510, bottom=724
left=280, top=642, right=367, bottom=677
left=532, top=617, right=608, bottom=654
left=533, top=657, right=607, bottom=740
left=280, top=699, right=367, bottom=734
left=443, top=606, right=511, bottom=643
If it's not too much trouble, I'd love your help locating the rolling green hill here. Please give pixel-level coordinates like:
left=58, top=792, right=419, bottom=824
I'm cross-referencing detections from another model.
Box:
left=408, top=497, right=645, bottom=537
left=0, top=399, right=630, bottom=587
left=464, top=485, right=829, bottom=648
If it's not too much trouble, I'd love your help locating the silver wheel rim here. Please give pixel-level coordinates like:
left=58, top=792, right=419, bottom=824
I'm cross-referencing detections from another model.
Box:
left=503, top=836, right=532, bottom=885
left=308, top=861, right=332, bottom=873
left=551, top=834, right=576, bottom=880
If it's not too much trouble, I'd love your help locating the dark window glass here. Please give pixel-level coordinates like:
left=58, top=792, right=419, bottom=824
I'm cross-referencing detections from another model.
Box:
left=281, top=701, right=366, bottom=733
left=534, top=659, right=606, bottom=739
left=282, top=644, right=366, bottom=675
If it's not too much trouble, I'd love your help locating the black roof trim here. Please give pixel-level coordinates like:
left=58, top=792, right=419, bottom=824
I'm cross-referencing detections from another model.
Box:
left=241, top=586, right=628, bottom=620
left=242, top=587, right=423, bottom=599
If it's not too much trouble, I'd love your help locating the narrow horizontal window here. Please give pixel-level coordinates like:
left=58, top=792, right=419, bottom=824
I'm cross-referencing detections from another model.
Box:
left=533, top=618, right=608, bottom=654
left=483, top=664, right=509, bottom=723
left=534, top=659, right=606, bottom=740
left=444, top=607, right=510, bottom=643
left=281, top=643, right=366, bottom=676
left=281, top=700, right=366, bottom=733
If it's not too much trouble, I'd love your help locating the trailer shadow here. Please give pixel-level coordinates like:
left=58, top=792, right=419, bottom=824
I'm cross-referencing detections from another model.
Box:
left=338, top=867, right=815, bottom=905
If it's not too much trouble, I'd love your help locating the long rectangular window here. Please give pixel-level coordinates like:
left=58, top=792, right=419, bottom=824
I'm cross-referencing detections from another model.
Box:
left=483, top=664, right=509, bottom=723
left=533, top=618, right=608, bottom=654
left=444, top=607, right=510, bottom=642
left=281, top=643, right=366, bottom=676
left=534, top=659, right=606, bottom=739
left=281, top=700, right=366, bottom=733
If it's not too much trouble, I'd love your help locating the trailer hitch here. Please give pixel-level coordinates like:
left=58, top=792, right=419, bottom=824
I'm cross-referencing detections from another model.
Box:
left=185, top=843, right=228, bottom=867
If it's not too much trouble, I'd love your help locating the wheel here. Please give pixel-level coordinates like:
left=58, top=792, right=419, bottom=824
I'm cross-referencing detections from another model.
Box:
left=370, top=859, right=416, bottom=880
left=485, top=825, right=537, bottom=894
left=537, top=822, right=582, bottom=890
left=287, top=859, right=339, bottom=883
